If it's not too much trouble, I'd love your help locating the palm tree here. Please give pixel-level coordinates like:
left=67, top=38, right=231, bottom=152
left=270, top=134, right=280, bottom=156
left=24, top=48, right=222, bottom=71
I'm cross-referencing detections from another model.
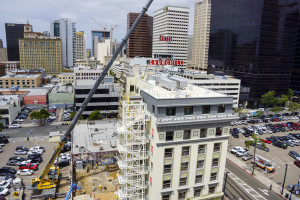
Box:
left=245, top=134, right=267, bottom=175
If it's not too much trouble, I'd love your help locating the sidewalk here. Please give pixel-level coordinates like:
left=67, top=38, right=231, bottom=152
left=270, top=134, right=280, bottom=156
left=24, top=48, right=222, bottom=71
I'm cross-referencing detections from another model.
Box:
left=8, top=136, right=49, bottom=142
left=227, top=153, right=299, bottom=199
left=20, top=121, right=62, bottom=128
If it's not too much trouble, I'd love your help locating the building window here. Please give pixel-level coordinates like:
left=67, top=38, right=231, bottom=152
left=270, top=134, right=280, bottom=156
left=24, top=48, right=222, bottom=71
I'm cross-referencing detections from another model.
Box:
left=162, top=195, right=170, bottom=200
left=166, top=107, right=176, bottom=116
left=197, top=160, right=204, bottom=169
left=27, top=80, right=30, bottom=85
left=180, top=162, right=189, bottom=171
left=210, top=173, right=217, bottom=181
left=200, top=128, right=207, bottom=138
left=216, top=127, right=223, bottom=136
left=22, top=80, right=25, bottom=85
left=179, top=177, right=187, bottom=186
left=164, top=148, right=173, bottom=158
left=16, top=80, right=19, bottom=85
left=164, top=164, right=172, bottom=174
left=214, top=143, right=221, bottom=152
left=130, top=85, right=134, bottom=91
left=202, top=105, right=210, bottom=114
left=32, top=80, right=34, bottom=85
left=198, top=145, right=206, bottom=154
left=195, top=174, right=203, bottom=183
left=184, top=106, right=193, bottom=115
left=178, top=191, right=186, bottom=200
left=209, top=186, right=216, bottom=194
left=152, top=105, right=155, bottom=114
left=166, top=131, right=174, bottom=141
left=194, top=188, right=201, bottom=197
left=218, top=105, right=225, bottom=113
left=212, top=158, right=219, bottom=167
left=163, top=180, right=171, bottom=189
left=181, top=146, right=190, bottom=156
left=11, top=80, right=14, bottom=85
left=183, top=130, right=191, bottom=140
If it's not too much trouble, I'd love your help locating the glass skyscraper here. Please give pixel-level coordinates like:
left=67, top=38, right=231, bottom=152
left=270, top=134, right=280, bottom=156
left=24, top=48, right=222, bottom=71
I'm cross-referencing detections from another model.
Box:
left=91, top=30, right=111, bottom=57
left=208, top=0, right=300, bottom=107
left=5, top=23, right=25, bottom=61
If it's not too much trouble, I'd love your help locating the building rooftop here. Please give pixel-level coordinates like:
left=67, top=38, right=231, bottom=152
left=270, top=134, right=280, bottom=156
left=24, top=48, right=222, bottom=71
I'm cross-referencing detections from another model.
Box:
left=26, top=89, right=49, bottom=96
left=72, top=120, right=119, bottom=154
left=74, top=65, right=104, bottom=71
left=0, top=95, right=19, bottom=107
left=50, top=85, right=73, bottom=93
left=0, top=74, right=41, bottom=79
left=75, top=77, right=114, bottom=86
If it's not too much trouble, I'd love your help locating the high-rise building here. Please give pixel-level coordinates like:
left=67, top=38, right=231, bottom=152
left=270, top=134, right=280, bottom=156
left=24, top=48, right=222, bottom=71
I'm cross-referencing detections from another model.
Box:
left=91, top=30, right=111, bottom=57
left=118, top=74, right=237, bottom=200
left=19, top=24, right=62, bottom=74
left=127, top=13, right=153, bottom=58
left=192, top=0, right=211, bottom=71
left=75, top=32, right=86, bottom=60
left=152, top=6, right=189, bottom=68
left=5, top=23, right=25, bottom=61
left=0, top=39, right=8, bottom=62
left=208, top=0, right=300, bottom=107
left=187, top=35, right=193, bottom=65
left=50, top=18, right=76, bottom=67
left=0, top=39, right=3, bottom=48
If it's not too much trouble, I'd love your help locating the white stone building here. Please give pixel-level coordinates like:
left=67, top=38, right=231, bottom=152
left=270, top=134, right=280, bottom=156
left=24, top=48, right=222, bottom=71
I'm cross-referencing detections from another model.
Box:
left=0, top=95, right=22, bottom=125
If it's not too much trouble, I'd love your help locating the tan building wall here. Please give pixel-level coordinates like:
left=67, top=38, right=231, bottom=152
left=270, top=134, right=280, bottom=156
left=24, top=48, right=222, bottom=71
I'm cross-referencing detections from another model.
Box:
left=58, top=73, right=74, bottom=84
left=76, top=32, right=86, bottom=60
left=19, top=32, right=62, bottom=75
left=0, top=74, right=42, bottom=88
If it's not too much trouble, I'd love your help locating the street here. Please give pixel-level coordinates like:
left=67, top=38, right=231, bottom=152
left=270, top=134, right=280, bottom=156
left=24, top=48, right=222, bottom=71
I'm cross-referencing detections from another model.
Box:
left=225, top=159, right=283, bottom=200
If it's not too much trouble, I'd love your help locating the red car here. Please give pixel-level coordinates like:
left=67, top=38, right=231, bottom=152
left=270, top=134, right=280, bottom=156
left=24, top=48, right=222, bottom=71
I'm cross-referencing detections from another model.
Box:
left=19, top=163, right=38, bottom=171
left=262, top=139, right=272, bottom=144
left=294, top=160, right=300, bottom=168
left=282, top=123, right=287, bottom=127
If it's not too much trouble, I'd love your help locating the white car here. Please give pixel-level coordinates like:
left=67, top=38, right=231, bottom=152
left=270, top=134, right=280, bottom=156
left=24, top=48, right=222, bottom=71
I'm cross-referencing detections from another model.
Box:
left=14, top=149, right=27, bottom=155
left=0, top=181, right=11, bottom=189
left=236, top=149, right=248, bottom=157
left=14, top=119, right=24, bottom=122
left=0, top=143, right=5, bottom=147
left=238, top=128, right=245, bottom=134
left=230, top=122, right=234, bottom=126
left=54, top=153, right=71, bottom=164
left=28, top=151, right=42, bottom=156
left=30, top=146, right=45, bottom=153
left=0, top=148, right=2, bottom=153
left=230, top=146, right=244, bottom=154
left=29, top=149, right=43, bottom=154
left=48, top=116, right=56, bottom=120
left=247, top=126, right=254, bottom=131
left=0, top=176, right=13, bottom=184
left=9, top=124, right=21, bottom=129
left=0, top=187, right=9, bottom=196
left=17, top=169, right=34, bottom=176
left=20, top=160, right=32, bottom=165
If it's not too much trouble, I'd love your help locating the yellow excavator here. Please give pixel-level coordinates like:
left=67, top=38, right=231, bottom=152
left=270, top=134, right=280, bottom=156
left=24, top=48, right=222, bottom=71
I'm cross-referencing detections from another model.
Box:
left=28, top=0, right=153, bottom=194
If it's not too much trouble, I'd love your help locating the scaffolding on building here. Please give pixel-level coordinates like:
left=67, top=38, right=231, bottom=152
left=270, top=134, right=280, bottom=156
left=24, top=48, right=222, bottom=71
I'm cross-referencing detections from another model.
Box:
left=117, top=100, right=150, bottom=200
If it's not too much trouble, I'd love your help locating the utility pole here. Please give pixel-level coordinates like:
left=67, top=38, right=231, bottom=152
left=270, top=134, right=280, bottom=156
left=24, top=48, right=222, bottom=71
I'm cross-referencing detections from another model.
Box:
left=281, top=164, right=288, bottom=195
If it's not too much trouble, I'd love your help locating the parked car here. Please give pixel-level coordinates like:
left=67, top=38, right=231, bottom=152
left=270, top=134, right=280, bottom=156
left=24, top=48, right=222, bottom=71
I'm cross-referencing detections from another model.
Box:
left=17, top=169, right=34, bottom=176
left=0, top=173, right=16, bottom=179
left=236, top=149, right=249, bottom=157
left=232, top=133, right=239, bottom=138
left=294, top=160, right=300, bottom=168
left=230, top=146, right=244, bottom=154
left=272, top=140, right=288, bottom=149
left=27, top=152, right=42, bottom=157
left=29, top=149, right=43, bottom=154
left=0, top=167, right=16, bottom=174
left=14, top=149, right=27, bottom=155
left=262, top=139, right=272, bottom=144
left=19, top=163, right=38, bottom=171
left=30, top=146, right=45, bottom=153
left=257, top=144, right=270, bottom=152
left=242, top=153, right=253, bottom=161
left=6, top=160, right=21, bottom=166
left=8, top=124, right=21, bottom=129
left=57, top=160, right=70, bottom=168
left=0, top=187, right=9, bottom=196
left=0, top=135, right=8, bottom=144
left=16, top=146, right=28, bottom=151
left=289, top=151, right=300, bottom=161
left=0, top=181, right=11, bottom=189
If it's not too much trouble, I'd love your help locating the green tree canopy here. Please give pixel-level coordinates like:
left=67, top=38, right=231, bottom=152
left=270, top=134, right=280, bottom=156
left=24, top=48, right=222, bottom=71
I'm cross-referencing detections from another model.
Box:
left=287, top=88, right=294, bottom=100
left=261, top=91, right=276, bottom=107
left=29, top=108, right=50, bottom=123
left=287, top=102, right=300, bottom=113
left=234, top=107, right=242, bottom=114
left=270, top=106, right=283, bottom=114
left=245, top=134, right=266, bottom=175
left=278, top=95, right=288, bottom=106
left=88, top=110, right=102, bottom=120
left=70, top=112, right=84, bottom=120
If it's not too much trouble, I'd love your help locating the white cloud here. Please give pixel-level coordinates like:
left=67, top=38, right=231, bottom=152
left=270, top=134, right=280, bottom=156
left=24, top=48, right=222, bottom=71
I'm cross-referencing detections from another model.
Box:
left=0, top=0, right=195, bottom=49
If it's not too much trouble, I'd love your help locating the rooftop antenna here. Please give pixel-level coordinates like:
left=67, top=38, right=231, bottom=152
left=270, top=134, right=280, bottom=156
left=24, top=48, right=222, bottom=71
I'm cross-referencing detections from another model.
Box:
left=27, top=20, right=29, bottom=24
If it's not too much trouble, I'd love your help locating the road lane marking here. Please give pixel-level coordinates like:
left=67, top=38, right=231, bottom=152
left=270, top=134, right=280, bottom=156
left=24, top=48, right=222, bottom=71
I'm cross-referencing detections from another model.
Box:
left=258, top=188, right=269, bottom=196
left=227, top=170, right=267, bottom=200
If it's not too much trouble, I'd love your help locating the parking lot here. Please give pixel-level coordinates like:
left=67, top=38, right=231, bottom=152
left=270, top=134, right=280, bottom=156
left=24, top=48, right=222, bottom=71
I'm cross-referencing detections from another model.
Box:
left=229, top=118, right=300, bottom=189
left=0, top=138, right=70, bottom=199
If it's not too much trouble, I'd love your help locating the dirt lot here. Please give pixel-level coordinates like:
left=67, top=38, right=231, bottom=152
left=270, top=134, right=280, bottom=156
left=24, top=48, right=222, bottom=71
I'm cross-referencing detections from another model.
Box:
left=229, top=119, right=300, bottom=188
left=0, top=138, right=70, bottom=200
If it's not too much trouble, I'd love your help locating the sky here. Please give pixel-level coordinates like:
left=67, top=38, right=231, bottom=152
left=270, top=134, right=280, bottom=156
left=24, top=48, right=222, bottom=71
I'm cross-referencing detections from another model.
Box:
left=0, top=0, right=195, bottom=49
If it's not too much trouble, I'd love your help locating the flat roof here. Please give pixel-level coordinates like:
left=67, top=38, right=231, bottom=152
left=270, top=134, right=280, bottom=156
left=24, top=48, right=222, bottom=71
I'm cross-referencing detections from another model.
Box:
left=75, top=77, right=114, bottom=86
left=0, top=88, right=49, bottom=96
left=72, top=120, right=119, bottom=154
left=50, top=85, right=73, bottom=93
left=0, top=74, right=41, bottom=79
left=0, top=95, right=19, bottom=107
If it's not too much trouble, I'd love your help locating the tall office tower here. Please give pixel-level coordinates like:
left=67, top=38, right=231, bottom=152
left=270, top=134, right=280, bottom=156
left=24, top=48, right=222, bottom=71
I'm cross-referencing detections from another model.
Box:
left=91, top=30, right=111, bottom=57
left=75, top=31, right=86, bottom=60
left=120, top=75, right=237, bottom=200
left=0, top=39, right=3, bottom=48
left=50, top=18, right=76, bottom=67
left=152, top=6, right=189, bottom=68
left=208, top=0, right=300, bottom=107
left=187, top=35, right=193, bottom=65
left=192, top=0, right=211, bottom=71
left=0, top=39, right=8, bottom=62
left=5, top=23, right=25, bottom=61
left=19, top=24, right=62, bottom=74
left=127, top=13, right=153, bottom=58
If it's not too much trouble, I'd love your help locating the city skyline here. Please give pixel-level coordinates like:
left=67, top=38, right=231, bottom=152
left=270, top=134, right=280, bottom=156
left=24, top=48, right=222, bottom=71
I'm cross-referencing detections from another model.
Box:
left=0, top=0, right=196, bottom=49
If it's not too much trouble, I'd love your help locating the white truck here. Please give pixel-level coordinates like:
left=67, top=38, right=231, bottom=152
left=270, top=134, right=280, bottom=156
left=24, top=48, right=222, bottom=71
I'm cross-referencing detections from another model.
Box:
left=251, top=155, right=275, bottom=172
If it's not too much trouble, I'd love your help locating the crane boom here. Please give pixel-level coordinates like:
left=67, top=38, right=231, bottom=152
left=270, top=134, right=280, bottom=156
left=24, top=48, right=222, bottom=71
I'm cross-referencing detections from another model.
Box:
left=32, top=0, right=154, bottom=189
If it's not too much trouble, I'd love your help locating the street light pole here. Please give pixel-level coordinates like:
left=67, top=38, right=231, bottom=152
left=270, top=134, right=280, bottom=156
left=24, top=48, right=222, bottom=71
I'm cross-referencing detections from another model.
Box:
left=222, top=171, right=230, bottom=200
left=281, top=164, right=288, bottom=195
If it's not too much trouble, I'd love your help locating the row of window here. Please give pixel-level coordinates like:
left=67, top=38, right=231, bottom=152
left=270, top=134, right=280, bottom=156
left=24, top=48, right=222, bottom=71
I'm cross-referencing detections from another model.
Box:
left=0, top=80, right=35, bottom=85
left=164, top=144, right=221, bottom=158
left=165, top=127, right=223, bottom=141
left=166, top=105, right=225, bottom=116
left=162, top=186, right=216, bottom=200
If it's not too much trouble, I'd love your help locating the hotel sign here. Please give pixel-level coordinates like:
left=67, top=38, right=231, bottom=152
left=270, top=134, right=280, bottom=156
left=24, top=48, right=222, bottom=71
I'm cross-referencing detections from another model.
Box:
left=147, top=60, right=183, bottom=65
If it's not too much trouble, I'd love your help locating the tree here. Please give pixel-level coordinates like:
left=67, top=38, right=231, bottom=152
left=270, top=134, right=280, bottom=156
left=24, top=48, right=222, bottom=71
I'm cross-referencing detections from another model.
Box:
left=234, top=107, right=242, bottom=114
left=270, top=106, right=283, bottom=114
left=256, top=110, right=264, bottom=117
left=287, top=102, right=300, bottom=113
left=278, top=95, right=288, bottom=106
left=29, top=109, right=50, bottom=123
left=70, top=112, right=84, bottom=120
left=261, top=91, right=276, bottom=108
left=245, top=134, right=266, bottom=175
left=287, top=88, right=294, bottom=100
left=88, top=110, right=102, bottom=120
